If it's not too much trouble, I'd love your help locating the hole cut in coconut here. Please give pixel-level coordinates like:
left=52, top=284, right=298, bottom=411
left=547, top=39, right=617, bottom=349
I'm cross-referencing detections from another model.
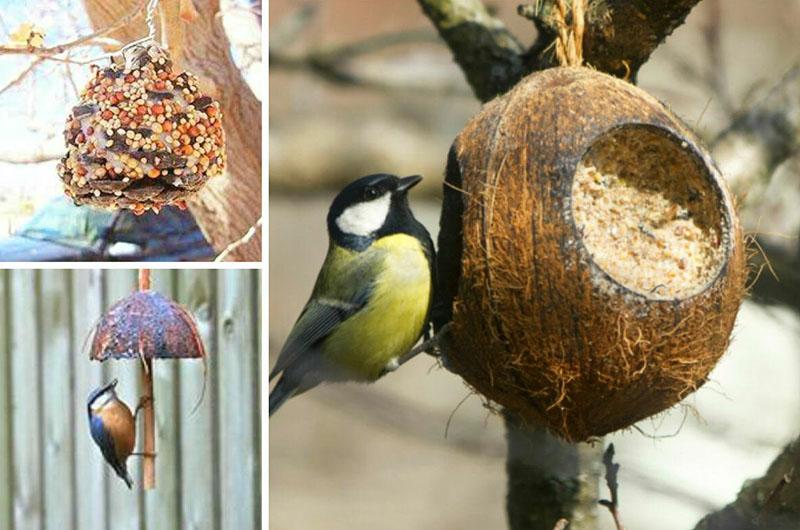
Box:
left=572, top=124, right=727, bottom=299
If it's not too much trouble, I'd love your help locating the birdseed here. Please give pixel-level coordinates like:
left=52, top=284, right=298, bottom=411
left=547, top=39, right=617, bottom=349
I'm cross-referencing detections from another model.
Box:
left=571, top=127, right=726, bottom=298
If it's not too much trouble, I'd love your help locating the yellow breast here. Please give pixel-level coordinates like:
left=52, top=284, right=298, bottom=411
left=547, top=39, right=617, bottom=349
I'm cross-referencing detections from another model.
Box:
left=326, top=234, right=431, bottom=380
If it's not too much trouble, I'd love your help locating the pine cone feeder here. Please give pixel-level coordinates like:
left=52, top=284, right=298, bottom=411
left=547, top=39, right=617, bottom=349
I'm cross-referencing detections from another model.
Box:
left=440, top=67, right=746, bottom=442
left=58, top=43, right=226, bottom=214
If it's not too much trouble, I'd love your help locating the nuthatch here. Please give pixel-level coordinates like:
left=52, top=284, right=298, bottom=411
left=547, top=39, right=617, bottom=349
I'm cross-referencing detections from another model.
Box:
left=87, top=379, right=138, bottom=489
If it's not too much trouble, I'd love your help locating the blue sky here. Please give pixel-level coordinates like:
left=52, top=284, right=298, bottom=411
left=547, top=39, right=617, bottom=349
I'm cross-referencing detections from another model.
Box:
left=0, top=0, right=96, bottom=230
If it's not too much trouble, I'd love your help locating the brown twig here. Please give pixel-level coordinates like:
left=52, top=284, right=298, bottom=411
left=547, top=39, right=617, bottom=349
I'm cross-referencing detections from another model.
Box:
left=0, top=0, right=147, bottom=59
left=599, top=444, right=626, bottom=530
left=0, top=57, right=44, bottom=97
left=269, top=11, right=467, bottom=96
left=214, top=216, right=262, bottom=262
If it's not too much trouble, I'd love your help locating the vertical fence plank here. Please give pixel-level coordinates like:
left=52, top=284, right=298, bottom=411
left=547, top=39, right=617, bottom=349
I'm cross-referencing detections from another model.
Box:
left=0, top=271, right=12, bottom=530
left=144, top=270, right=181, bottom=530
left=40, top=270, right=76, bottom=530
left=254, top=270, right=262, bottom=530
left=103, top=270, right=143, bottom=530
left=218, top=270, right=258, bottom=530
left=176, top=270, right=217, bottom=530
left=71, top=269, right=108, bottom=530
left=10, top=270, right=43, bottom=530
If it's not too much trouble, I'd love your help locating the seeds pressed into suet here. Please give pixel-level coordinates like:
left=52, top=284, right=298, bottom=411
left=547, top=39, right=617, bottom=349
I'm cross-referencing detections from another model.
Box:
left=572, top=127, right=726, bottom=299
left=57, top=44, right=226, bottom=213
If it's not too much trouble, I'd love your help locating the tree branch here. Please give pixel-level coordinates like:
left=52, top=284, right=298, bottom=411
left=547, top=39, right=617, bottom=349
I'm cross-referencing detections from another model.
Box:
left=415, top=0, right=526, bottom=101
left=270, top=27, right=470, bottom=96
left=712, top=65, right=800, bottom=211
left=0, top=0, right=146, bottom=58
left=693, top=438, right=800, bottom=530
left=418, top=0, right=703, bottom=101
left=505, top=413, right=602, bottom=530
left=709, top=65, right=800, bottom=309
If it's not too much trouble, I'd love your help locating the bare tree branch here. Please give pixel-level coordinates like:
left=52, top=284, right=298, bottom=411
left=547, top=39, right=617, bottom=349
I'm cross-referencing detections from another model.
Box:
left=505, top=412, right=602, bottom=530
left=270, top=10, right=470, bottom=96
left=0, top=57, right=43, bottom=97
left=712, top=65, right=800, bottom=211
left=0, top=0, right=146, bottom=59
left=599, top=444, right=626, bottom=530
left=417, top=0, right=703, bottom=101
left=693, top=439, right=800, bottom=530
left=416, top=0, right=526, bottom=101
left=707, top=65, right=800, bottom=309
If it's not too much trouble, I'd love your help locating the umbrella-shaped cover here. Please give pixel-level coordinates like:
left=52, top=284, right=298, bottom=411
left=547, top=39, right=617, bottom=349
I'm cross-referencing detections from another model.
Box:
left=90, top=290, right=206, bottom=360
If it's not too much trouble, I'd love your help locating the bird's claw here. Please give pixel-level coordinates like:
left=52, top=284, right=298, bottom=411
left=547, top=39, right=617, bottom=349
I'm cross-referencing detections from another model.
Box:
left=134, top=396, right=153, bottom=419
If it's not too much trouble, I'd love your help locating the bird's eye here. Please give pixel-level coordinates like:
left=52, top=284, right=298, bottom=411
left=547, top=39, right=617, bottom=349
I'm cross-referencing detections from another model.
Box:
left=364, top=187, right=379, bottom=199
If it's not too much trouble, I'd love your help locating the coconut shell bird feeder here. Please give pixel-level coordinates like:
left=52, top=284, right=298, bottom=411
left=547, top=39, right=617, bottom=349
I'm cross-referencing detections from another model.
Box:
left=89, top=270, right=207, bottom=488
left=438, top=4, right=747, bottom=442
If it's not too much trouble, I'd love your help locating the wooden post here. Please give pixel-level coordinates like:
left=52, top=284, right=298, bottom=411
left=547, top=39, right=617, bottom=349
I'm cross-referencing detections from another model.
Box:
left=139, top=269, right=156, bottom=490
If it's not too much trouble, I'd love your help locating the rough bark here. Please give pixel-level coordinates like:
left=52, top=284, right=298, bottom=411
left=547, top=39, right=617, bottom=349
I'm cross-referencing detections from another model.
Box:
left=693, top=439, right=800, bottom=530
left=83, top=0, right=262, bottom=261
left=522, top=0, right=702, bottom=80
left=416, top=0, right=703, bottom=102
left=415, top=0, right=526, bottom=102
left=506, top=413, right=602, bottom=530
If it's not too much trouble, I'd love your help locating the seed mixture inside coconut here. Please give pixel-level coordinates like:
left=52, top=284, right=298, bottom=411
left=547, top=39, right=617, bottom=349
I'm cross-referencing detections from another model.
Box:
left=571, top=126, right=726, bottom=299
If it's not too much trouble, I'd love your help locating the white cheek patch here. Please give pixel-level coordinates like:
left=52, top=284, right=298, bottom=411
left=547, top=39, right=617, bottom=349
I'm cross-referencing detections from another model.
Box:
left=336, top=193, right=391, bottom=237
left=91, top=392, right=114, bottom=412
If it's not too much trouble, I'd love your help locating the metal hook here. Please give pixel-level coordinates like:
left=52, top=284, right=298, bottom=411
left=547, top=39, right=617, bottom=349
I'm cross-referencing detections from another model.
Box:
left=79, top=0, right=161, bottom=66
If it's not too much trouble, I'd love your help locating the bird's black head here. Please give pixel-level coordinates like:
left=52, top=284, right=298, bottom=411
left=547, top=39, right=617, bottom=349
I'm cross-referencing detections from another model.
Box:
left=87, top=378, right=118, bottom=409
left=327, top=173, right=423, bottom=250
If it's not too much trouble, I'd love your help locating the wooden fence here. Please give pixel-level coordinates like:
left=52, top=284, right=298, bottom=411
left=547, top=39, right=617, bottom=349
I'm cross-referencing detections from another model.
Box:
left=0, top=269, right=261, bottom=530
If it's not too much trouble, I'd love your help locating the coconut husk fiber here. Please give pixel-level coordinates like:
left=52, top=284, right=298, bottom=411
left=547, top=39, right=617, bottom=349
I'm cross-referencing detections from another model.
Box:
left=440, top=66, right=747, bottom=442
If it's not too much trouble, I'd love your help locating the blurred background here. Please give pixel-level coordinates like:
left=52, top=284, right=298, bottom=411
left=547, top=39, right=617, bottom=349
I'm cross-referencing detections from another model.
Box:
left=0, top=269, right=261, bottom=530
left=0, top=0, right=262, bottom=260
left=270, top=1, right=800, bottom=529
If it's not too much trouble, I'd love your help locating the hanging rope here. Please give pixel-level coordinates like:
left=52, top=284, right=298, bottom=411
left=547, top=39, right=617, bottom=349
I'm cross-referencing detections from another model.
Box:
left=553, top=0, right=587, bottom=67
left=84, top=0, right=161, bottom=65
left=145, top=0, right=159, bottom=42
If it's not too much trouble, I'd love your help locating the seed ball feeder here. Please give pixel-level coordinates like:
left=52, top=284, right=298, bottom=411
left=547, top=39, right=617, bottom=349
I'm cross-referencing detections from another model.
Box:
left=438, top=4, right=747, bottom=442
left=89, top=270, right=207, bottom=489
left=58, top=0, right=226, bottom=215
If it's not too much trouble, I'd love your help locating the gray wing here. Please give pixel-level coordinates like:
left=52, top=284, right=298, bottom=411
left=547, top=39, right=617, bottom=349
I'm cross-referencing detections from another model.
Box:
left=268, top=291, right=370, bottom=381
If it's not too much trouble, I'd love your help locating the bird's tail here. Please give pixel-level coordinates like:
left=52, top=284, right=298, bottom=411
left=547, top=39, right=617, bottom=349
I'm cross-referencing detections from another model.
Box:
left=269, top=377, right=298, bottom=417
left=116, top=463, right=133, bottom=489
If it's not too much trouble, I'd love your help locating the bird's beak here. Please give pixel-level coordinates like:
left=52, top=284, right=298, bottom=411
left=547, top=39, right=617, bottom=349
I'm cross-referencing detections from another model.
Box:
left=397, top=175, right=422, bottom=192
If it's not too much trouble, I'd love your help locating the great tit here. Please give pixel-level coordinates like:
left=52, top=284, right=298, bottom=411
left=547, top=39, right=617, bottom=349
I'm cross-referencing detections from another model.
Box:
left=269, top=173, right=436, bottom=416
